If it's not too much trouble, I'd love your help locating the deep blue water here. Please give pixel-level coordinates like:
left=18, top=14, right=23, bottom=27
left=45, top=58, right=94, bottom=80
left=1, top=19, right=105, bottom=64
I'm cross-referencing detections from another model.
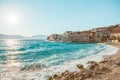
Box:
left=0, top=39, right=106, bottom=66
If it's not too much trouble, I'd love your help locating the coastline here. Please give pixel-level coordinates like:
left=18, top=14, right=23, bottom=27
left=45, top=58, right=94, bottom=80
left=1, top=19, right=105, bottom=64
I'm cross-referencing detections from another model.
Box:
left=48, top=43, right=120, bottom=80
left=0, top=42, right=119, bottom=80
left=106, top=43, right=120, bottom=61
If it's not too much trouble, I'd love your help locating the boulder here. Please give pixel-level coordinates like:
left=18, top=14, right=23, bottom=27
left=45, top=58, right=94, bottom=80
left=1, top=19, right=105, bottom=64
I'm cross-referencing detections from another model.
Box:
left=99, top=60, right=108, bottom=64
left=87, top=61, right=98, bottom=70
left=77, top=64, right=84, bottom=70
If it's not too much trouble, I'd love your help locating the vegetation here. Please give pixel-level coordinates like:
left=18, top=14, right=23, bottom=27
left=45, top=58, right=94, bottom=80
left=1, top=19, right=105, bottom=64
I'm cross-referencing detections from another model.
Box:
left=109, top=36, right=116, bottom=40
left=117, top=36, right=120, bottom=42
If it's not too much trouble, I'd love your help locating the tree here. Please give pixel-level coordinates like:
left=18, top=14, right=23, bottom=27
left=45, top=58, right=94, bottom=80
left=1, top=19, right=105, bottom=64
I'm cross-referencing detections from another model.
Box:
left=117, top=36, right=120, bottom=42
left=109, top=35, right=116, bottom=40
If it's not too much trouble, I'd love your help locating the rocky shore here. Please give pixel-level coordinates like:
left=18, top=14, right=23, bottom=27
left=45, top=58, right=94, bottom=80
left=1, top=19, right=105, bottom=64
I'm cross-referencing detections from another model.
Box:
left=0, top=43, right=119, bottom=80
left=48, top=43, right=120, bottom=80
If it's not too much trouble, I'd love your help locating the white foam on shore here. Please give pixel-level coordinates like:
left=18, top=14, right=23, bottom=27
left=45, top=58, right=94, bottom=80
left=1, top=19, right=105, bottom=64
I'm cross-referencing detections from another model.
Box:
left=31, top=44, right=119, bottom=80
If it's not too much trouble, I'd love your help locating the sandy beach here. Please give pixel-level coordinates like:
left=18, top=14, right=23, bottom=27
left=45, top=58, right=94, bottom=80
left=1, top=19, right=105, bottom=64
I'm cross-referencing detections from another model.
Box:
left=0, top=0, right=120, bottom=79
left=0, top=43, right=120, bottom=80
left=91, top=43, right=120, bottom=80
left=108, top=43, right=120, bottom=60
left=48, top=43, right=120, bottom=80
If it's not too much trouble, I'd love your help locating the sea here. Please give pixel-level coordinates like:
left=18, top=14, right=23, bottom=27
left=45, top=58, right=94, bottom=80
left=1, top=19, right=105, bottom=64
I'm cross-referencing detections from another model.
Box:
left=0, top=39, right=118, bottom=79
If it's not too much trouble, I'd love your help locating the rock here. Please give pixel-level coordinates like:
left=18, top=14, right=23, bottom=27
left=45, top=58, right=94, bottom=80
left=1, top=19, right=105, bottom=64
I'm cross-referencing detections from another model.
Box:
left=48, top=76, right=52, bottom=80
left=117, top=62, right=120, bottom=66
left=77, top=64, right=84, bottom=70
left=103, top=56, right=113, bottom=63
left=78, top=76, right=83, bottom=80
left=87, top=61, right=98, bottom=65
left=99, top=60, right=108, bottom=64
left=100, top=66, right=111, bottom=73
left=61, top=76, right=66, bottom=80
left=87, top=61, right=98, bottom=70
left=73, top=72, right=77, bottom=76
left=61, top=70, right=69, bottom=76
left=84, top=71, right=92, bottom=78
left=53, top=74, right=58, bottom=78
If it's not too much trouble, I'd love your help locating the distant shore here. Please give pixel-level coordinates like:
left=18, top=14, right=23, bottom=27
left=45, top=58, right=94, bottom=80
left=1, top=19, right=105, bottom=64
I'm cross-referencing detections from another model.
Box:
left=48, top=43, right=120, bottom=80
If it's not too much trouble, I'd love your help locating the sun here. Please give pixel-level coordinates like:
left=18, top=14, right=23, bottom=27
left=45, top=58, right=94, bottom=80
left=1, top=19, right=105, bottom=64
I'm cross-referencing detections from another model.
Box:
left=5, top=12, right=19, bottom=25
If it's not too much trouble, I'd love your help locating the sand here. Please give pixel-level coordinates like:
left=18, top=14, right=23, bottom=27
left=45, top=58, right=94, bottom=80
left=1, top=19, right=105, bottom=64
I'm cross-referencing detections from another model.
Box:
left=91, top=43, right=120, bottom=80
left=48, top=43, right=120, bottom=80
left=0, top=43, right=120, bottom=80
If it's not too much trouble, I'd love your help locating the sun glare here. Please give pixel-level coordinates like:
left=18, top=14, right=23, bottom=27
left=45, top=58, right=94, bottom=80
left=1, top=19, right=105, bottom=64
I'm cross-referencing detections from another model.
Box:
left=5, top=12, right=19, bottom=25
left=4, top=39, right=20, bottom=50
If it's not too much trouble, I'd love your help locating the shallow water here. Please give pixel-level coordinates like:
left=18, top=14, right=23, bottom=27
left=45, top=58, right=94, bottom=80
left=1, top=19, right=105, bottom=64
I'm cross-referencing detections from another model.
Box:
left=0, top=39, right=105, bottom=66
left=0, top=39, right=118, bottom=80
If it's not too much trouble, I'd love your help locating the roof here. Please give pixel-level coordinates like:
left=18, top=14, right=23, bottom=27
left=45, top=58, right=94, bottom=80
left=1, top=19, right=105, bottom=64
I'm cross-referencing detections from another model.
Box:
left=110, top=30, right=120, bottom=34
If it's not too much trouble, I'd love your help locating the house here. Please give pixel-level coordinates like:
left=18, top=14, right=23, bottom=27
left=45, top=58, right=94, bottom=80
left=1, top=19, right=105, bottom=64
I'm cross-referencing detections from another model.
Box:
left=71, top=31, right=95, bottom=42
left=47, top=24, right=120, bottom=43
left=62, top=31, right=73, bottom=41
left=47, top=34, right=63, bottom=41
left=91, top=27, right=108, bottom=32
left=110, top=30, right=120, bottom=37
left=107, top=29, right=120, bottom=43
left=107, top=39, right=119, bottom=43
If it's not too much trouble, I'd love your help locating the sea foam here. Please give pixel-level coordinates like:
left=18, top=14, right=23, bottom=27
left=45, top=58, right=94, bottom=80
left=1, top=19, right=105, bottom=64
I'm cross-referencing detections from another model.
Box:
left=0, top=40, right=119, bottom=80
left=35, top=44, right=119, bottom=80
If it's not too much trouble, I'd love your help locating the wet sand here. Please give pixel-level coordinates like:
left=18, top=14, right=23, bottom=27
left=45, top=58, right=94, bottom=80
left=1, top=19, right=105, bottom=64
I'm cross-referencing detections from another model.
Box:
left=108, top=43, right=120, bottom=60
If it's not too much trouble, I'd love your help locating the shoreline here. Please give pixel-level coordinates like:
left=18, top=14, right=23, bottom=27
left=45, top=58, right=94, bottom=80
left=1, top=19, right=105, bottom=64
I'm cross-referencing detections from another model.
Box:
left=106, top=43, right=120, bottom=61
left=0, top=43, right=119, bottom=80
left=48, top=43, right=120, bottom=80
left=37, top=43, right=119, bottom=80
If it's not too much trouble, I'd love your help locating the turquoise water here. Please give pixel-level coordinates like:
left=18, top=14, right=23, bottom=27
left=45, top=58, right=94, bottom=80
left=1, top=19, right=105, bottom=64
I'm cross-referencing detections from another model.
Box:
left=0, top=39, right=118, bottom=79
left=0, top=39, right=106, bottom=67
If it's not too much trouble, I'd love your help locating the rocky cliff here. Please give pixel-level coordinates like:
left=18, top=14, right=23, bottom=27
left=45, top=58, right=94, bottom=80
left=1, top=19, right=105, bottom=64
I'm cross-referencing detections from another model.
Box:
left=47, top=24, right=120, bottom=43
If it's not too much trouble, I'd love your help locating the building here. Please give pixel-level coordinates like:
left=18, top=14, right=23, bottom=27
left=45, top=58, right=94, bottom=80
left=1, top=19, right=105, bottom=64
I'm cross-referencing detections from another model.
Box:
left=47, top=24, right=120, bottom=43
left=110, top=30, right=120, bottom=37
left=71, top=31, right=95, bottom=42
left=47, top=34, right=63, bottom=41
left=62, top=31, right=73, bottom=42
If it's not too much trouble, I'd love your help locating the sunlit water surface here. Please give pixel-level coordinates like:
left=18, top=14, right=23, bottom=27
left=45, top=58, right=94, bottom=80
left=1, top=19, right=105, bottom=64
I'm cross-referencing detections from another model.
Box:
left=0, top=39, right=118, bottom=79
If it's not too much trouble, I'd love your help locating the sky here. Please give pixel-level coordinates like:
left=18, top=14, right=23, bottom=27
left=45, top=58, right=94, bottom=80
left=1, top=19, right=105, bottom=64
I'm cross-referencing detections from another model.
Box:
left=0, top=0, right=120, bottom=36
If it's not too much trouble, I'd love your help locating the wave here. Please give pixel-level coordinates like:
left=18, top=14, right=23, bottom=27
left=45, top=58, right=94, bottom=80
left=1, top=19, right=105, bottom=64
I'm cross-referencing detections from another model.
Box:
left=35, top=44, right=119, bottom=80
left=0, top=40, right=119, bottom=80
